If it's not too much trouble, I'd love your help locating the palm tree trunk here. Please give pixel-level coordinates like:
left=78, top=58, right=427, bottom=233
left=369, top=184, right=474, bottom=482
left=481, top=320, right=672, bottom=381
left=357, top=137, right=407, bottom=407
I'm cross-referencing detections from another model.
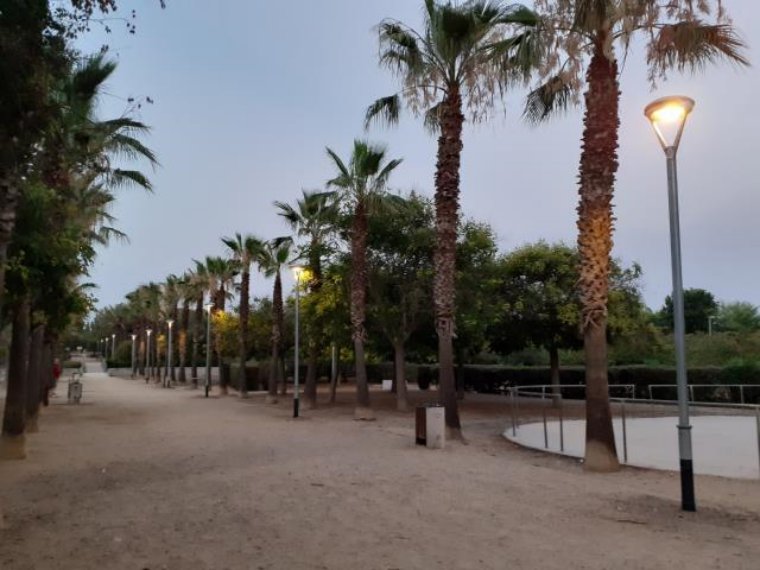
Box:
left=238, top=269, right=250, bottom=398
left=303, top=343, right=319, bottom=409
left=350, top=201, right=372, bottom=418
left=268, top=272, right=284, bottom=402
left=0, top=175, right=19, bottom=312
left=577, top=38, right=620, bottom=472
left=215, top=286, right=227, bottom=395
left=393, top=339, right=408, bottom=412
left=1, top=296, right=31, bottom=459
left=25, top=323, right=45, bottom=433
left=191, top=295, right=203, bottom=387
left=178, top=300, right=190, bottom=383
left=433, top=86, right=464, bottom=436
left=170, top=304, right=178, bottom=382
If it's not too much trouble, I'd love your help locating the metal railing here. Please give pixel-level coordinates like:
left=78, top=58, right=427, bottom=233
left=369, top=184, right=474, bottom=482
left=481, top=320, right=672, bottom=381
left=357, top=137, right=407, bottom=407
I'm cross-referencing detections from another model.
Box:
left=506, top=384, right=760, bottom=476
left=648, top=383, right=760, bottom=405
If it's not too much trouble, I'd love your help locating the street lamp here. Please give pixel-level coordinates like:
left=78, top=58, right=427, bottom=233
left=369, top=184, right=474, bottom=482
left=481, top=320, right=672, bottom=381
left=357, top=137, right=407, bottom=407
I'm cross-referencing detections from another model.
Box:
left=708, top=315, right=718, bottom=336
left=145, top=328, right=153, bottom=383
left=166, top=319, right=175, bottom=388
left=291, top=265, right=304, bottom=418
left=130, top=334, right=137, bottom=378
left=204, top=303, right=214, bottom=398
left=645, top=95, right=696, bottom=512
left=111, top=333, right=116, bottom=360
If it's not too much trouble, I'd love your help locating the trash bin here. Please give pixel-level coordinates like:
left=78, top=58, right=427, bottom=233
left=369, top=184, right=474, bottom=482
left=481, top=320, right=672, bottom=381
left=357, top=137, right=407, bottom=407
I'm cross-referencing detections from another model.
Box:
left=415, top=404, right=445, bottom=449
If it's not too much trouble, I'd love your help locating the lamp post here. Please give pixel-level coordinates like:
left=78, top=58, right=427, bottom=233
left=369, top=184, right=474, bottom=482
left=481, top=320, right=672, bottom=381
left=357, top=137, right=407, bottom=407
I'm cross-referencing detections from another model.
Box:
left=111, top=333, right=116, bottom=360
left=204, top=303, right=214, bottom=398
left=166, top=319, right=174, bottom=388
left=291, top=265, right=304, bottom=418
left=708, top=315, right=717, bottom=336
left=645, top=95, right=696, bottom=512
left=102, top=337, right=106, bottom=359
left=145, top=328, right=153, bottom=383
left=130, top=334, right=137, bottom=378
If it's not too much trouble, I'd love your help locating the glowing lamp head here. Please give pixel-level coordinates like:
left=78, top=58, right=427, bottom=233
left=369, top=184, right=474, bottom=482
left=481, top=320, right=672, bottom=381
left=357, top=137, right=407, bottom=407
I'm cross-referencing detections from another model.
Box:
left=146, top=328, right=153, bottom=336
left=645, top=96, right=695, bottom=152
left=131, top=334, right=137, bottom=341
left=291, top=265, right=304, bottom=281
left=204, top=303, right=214, bottom=313
left=167, top=319, right=175, bottom=328
left=111, top=333, right=115, bottom=340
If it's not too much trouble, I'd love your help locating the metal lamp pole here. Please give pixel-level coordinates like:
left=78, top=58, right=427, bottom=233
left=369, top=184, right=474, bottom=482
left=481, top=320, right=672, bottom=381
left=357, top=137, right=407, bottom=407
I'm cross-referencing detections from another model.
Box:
left=293, top=267, right=302, bottom=418
left=205, top=303, right=213, bottom=398
left=645, top=95, right=696, bottom=512
left=131, top=334, right=137, bottom=378
left=111, top=333, right=116, bottom=360
left=708, top=315, right=717, bottom=336
left=145, top=328, right=153, bottom=383
left=166, top=319, right=174, bottom=388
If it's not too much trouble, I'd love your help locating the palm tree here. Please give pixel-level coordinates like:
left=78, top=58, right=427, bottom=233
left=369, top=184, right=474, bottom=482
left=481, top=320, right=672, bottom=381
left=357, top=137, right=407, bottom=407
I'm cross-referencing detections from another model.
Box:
left=366, top=0, right=538, bottom=436
left=258, top=238, right=293, bottom=402
left=176, top=273, right=192, bottom=384
left=222, top=233, right=264, bottom=398
left=274, top=190, right=339, bottom=409
left=161, top=274, right=181, bottom=384
left=187, top=266, right=208, bottom=388
left=526, top=0, right=748, bottom=471
left=326, top=141, right=402, bottom=419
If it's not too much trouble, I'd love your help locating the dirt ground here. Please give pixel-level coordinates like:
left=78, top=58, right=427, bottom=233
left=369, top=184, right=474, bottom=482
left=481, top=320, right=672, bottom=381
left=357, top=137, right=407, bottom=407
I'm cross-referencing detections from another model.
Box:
left=1, top=364, right=759, bottom=570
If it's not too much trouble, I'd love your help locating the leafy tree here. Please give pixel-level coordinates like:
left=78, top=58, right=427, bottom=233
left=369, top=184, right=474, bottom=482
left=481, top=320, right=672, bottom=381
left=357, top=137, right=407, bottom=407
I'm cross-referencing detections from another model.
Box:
left=716, top=302, right=760, bottom=333
left=658, top=288, right=718, bottom=334
left=527, top=0, right=747, bottom=471
left=326, top=140, right=401, bottom=419
left=490, top=242, right=581, bottom=395
left=367, top=193, right=434, bottom=411
left=366, top=0, right=539, bottom=436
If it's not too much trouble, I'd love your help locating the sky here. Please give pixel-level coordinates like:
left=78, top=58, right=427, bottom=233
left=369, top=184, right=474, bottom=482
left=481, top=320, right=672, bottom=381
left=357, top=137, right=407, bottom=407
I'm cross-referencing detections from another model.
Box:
left=78, top=0, right=760, bottom=311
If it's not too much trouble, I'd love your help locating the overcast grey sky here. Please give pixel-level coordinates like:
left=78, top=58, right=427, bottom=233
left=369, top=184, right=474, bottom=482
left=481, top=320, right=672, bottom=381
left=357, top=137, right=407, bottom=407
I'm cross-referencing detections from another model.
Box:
left=80, top=1, right=759, bottom=311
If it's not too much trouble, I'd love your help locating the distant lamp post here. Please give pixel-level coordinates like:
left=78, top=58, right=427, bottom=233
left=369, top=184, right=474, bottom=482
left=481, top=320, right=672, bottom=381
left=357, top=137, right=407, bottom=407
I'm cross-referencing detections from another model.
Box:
left=708, top=315, right=718, bottom=336
left=145, top=328, right=153, bottom=383
left=204, top=303, right=214, bottom=398
left=102, top=337, right=107, bottom=359
left=291, top=265, right=304, bottom=418
left=111, top=333, right=116, bottom=360
left=645, top=95, right=696, bottom=512
left=131, top=334, right=137, bottom=378
left=166, top=319, right=175, bottom=388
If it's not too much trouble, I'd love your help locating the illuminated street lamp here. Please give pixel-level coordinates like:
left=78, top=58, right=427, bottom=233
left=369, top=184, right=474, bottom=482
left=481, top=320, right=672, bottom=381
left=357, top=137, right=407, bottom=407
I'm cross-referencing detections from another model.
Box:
left=645, top=95, right=696, bottom=512
left=291, top=265, right=304, bottom=418
left=111, top=333, right=116, bottom=360
left=131, top=334, right=137, bottom=378
left=166, top=319, right=175, bottom=388
left=204, top=303, right=214, bottom=398
left=145, top=328, right=153, bottom=383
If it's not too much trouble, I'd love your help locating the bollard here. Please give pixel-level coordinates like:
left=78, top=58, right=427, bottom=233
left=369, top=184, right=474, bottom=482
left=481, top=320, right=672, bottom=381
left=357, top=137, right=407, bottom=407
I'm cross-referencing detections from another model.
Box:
left=426, top=405, right=445, bottom=449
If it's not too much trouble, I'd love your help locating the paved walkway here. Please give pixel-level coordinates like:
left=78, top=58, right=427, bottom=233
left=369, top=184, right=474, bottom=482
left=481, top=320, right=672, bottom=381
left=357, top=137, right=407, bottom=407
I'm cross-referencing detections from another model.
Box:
left=2, top=366, right=760, bottom=569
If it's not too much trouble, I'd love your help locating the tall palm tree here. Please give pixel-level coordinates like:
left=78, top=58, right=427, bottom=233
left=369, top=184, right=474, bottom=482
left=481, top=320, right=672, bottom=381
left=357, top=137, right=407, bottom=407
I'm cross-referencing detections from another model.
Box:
left=199, top=256, right=237, bottom=394
left=366, top=0, right=538, bottom=435
left=274, top=190, right=339, bottom=408
left=176, top=273, right=192, bottom=384
left=527, top=0, right=748, bottom=471
left=258, top=238, right=293, bottom=402
left=188, top=265, right=208, bottom=388
left=222, top=233, right=264, bottom=398
left=161, top=274, right=181, bottom=384
left=326, top=141, right=402, bottom=419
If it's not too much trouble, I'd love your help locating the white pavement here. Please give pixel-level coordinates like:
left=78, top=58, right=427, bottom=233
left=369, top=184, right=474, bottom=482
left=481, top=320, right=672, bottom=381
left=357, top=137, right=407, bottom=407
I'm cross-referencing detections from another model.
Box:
left=505, top=415, right=760, bottom=479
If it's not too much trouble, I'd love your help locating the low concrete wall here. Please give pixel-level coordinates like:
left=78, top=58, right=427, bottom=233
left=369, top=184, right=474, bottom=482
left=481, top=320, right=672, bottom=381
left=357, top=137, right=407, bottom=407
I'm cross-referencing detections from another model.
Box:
left=106, top=367, right=220, bottom=382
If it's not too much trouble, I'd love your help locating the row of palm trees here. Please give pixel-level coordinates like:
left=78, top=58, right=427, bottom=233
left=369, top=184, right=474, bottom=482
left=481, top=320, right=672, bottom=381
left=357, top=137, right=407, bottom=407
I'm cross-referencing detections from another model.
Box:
left=0, top=52, right=157, bottom=459
left=91, top=0, right=746, bottom=473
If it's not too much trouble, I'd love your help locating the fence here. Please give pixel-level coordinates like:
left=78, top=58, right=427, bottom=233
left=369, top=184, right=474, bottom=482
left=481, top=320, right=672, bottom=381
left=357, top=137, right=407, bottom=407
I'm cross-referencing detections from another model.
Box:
left=506, top=384, right=760, bottom=478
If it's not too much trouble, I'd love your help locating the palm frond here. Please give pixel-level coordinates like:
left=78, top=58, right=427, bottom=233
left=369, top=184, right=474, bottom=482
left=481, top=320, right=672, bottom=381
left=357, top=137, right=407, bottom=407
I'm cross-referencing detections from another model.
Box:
left=364, top=95, right=401, bottom=129
left=523, top=75, right=574, bottom=125
left=108, top=169, right=153, bottom=191
left=423, top=102, right=442, bottom=134
left=649, top=21, right=749, bottom=76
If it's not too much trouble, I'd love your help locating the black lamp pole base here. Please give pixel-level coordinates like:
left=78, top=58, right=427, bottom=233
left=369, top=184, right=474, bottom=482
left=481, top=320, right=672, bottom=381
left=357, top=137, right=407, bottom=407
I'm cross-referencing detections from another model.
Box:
left=680, top=459, right=696, bottom=512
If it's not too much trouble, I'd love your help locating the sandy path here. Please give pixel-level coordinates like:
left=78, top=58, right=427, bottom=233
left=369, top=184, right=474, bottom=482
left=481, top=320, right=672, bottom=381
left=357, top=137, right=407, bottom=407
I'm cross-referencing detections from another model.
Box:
left=1, top=365, right=759, bottom=570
